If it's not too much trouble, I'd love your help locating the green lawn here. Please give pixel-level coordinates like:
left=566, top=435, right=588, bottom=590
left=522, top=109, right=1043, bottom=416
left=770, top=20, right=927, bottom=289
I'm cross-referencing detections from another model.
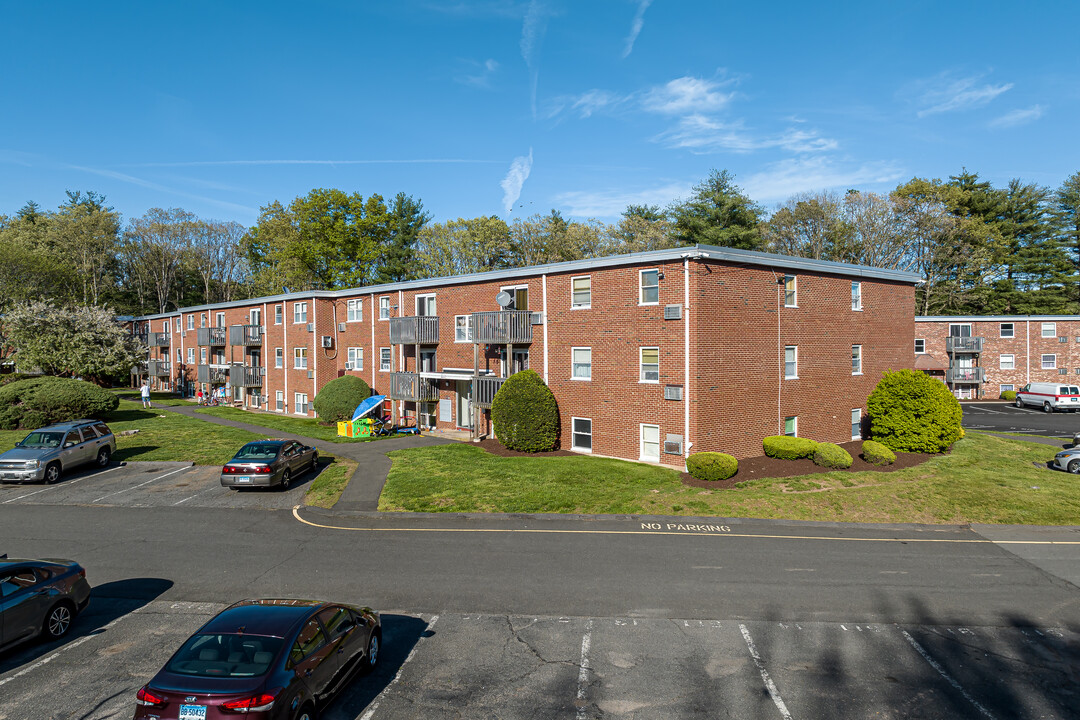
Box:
left=379, top=432, right=1080, bottom=525
left=304, top=457, right=357, bottom=508
left=194, top=406, right=401, bottom=443
left=112, top=389, right=195, bottom=407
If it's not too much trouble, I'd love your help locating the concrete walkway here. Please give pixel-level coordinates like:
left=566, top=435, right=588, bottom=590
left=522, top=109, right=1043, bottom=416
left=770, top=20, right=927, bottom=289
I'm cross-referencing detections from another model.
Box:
left=156, top=403, right=456, bottom=511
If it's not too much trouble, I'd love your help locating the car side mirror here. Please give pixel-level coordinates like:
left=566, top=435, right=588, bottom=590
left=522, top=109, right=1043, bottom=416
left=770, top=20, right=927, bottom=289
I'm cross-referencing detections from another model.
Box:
left=64, top=442, right=75, bottom=448
left=14, top=442, right=21, bottom=448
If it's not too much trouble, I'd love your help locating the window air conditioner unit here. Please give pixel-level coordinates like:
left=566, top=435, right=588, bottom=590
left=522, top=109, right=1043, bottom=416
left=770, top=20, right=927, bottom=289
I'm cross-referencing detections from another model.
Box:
left=664, top=304, right=682, bottom=320
left=344, top=361, right=353, bottom=370
left=664, top=385, right=683, bottom=401
left=321, top=335, right=333, bottom=348
left=308, top=370, right=315, bottom=379
left=307, top=323, right=315, bottom=333
left=260, top=367, right=267, bottom=376
left=530, top=312, right=543, bottom=325
left=664, top=434, right=683, bottom=455
left=338, top=322, right=347, bottom=332
left=1059, top=368, right=1068, bottom=375
left=306, top=403, right=315, bottom=413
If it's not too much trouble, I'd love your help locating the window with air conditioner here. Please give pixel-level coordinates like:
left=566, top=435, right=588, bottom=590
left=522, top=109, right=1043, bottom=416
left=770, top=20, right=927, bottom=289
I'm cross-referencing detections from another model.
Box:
left=347, top=299, right=362, bottom=322
left=347, top=347, right=363, bottom=371
left=380, top=347, right=391, bottom=372
left=572, top=347, right=592, bottom=380
left=572, top=417, right=592, bottom=452
left=640, top=347, right=659, bottom=383
left=571, top=276, right=591, bottom=309
left=294, top=347, right=308, bottom=370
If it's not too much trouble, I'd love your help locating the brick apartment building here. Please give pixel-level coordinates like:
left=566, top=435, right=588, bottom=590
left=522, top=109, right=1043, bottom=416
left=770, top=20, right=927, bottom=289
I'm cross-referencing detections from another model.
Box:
left=915, top=315, right=1080, bottom=399
left=131, top=245, right=920, bottom=464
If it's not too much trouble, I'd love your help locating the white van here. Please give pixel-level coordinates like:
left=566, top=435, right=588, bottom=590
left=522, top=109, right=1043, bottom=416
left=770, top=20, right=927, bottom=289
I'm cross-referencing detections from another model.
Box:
left=1015, top=382, right=1080, bottom=412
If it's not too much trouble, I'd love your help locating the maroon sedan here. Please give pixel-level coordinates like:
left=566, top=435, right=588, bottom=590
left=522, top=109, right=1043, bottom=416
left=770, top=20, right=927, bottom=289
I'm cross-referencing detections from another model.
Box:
left=133, top=599, right=381, bottom=720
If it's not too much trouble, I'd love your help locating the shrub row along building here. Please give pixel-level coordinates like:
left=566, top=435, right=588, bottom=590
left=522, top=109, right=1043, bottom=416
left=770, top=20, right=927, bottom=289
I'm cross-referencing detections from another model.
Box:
left=131, top=245, right=920, bottom=465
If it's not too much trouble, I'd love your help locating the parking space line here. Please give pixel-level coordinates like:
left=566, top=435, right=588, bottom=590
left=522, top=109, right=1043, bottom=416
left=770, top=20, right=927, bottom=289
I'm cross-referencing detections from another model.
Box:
left=1, top=465, right=124, bottom=504
left=575, top=619, right=594, bottom=720
left=358, top=615, right=439, bottom=720
left=900, top=629, right=995, bottom=719
left=92, top=467, right=189, bottom=503
left=739, top=624, right=793, bottom=719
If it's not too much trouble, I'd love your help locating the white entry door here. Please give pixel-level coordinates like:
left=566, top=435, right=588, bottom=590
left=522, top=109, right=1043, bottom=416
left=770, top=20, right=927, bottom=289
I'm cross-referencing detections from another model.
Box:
left=640, top=424, right=660, bottom=462
left=456, top=380, right=473, bottom=429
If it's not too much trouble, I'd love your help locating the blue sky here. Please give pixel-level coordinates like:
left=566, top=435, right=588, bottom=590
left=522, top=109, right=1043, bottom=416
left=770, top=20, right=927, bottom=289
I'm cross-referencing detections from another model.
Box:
left=2, top=1, right=1078, bottom=227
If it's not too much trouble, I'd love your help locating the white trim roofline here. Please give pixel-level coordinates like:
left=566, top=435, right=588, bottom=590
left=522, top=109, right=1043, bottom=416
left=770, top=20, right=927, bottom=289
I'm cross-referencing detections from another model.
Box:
left=917, top=315, right=1080, bottom=322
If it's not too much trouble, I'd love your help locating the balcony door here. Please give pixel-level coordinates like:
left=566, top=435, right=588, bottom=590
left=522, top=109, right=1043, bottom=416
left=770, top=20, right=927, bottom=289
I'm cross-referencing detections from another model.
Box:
left=456, top=380, right=473, bottom=429
left=250, top=309, right=261, bottom=326
left=419, top=349, right=436, bottom=373
left=949, top=324, right=972, bottom=337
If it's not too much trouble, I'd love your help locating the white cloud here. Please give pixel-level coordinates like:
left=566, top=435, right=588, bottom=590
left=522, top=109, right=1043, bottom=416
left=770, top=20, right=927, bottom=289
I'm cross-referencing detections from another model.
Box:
left=67, top=165, right=257, bottom=216
left=989, top=104, right=1045, bottom=129
left=911, top=73, right=1013, bottom=117
left=741, top=157, right=905, bottom=204
left=621, top=0, right=653, bottom=59
left=554, top=181, right=692, bottom=218
left=501, top=148, right=534, bottom=213
left=642, top=76, right=734, bottom=115
left=520, top=0, right=552, bottom=118
left=457, top=58, right=500, bottom=88
left=125, top=158, right=503, bottom=167
left=657, top=115, right=837, bottom=154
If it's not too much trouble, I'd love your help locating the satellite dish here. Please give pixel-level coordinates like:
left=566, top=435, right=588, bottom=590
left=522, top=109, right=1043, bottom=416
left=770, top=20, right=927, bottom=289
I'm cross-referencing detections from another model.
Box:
left=495, top=291, right=514, bottom=308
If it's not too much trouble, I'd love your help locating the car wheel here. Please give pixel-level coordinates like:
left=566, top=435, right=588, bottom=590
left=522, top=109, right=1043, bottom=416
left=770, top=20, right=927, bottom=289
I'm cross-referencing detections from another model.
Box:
left=1044, top=402, right=1053, bottom=413
left=44, top=462, right=61, bottom=484
left=361, top=631, right=380, bottom=674
left=309, top=452, right=319, bottom=473
left=96, top=446, right=111, bottom=467
left=1015, top=397, right=1024, bottom=408
left=1069, top=460, right=1080, bottom=474
left=295, top=703, right=317, bottom=720
left=279, top=469, right=292, bottom=491
left=43, top=601, right=75, bottom=640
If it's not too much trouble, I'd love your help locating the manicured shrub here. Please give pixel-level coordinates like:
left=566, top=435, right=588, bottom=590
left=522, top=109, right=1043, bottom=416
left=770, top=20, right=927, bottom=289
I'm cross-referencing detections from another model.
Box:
left=861, top=440, right=896, bottom=466
left=866, top=369, right=962, bottom=453
left=312, top=375, right=371, bottom=424
left=813, top=442, right=853, bottom=469
left=686, top=452, right=738, bottom=481
left=0, top=377, right=119, bottom=429
left=763, top=435, right=818, bottom=460
left=1000, top=390, right=1016, bottom=401
left=491, top=369, right=559, bottom=452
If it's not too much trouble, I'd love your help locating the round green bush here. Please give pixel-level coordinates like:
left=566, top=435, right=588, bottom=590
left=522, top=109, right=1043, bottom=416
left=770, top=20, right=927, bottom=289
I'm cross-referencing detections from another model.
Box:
left=866, top=369, right=962, bottom=453
left=1000, top=390, right=1016, bottom=401
left=763, top=435, right=818, bottom=460
left=491, top=369, right=559, bottom=452
left=0, top=377, right=119, bottom=429
left=861, top=440, right=896, bottom=466
left=312, top=375, right=371, bottom=424
left=685, top=452, right=738, bottom=481
left=813, top=442, right=853, bottom=469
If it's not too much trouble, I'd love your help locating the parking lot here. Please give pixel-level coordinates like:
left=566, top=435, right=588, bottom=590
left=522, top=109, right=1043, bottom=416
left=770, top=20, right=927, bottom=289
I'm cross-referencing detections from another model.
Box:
left=0, top=461, right=319, bottom=510
left=0, top=597, right=1075, bottom=719
left=963, top=402, right=1079, bottom=441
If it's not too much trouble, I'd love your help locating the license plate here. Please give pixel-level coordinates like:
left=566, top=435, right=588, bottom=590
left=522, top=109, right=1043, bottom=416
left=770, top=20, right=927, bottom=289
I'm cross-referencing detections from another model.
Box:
left=236, top=476, right=251, bottom=483
left=0, top=473, right=13, bottom=479
left=179, top=705, right=207, bottom=720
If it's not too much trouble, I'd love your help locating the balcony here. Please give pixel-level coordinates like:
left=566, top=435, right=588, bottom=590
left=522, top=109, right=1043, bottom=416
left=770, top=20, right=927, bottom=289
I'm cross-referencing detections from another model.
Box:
left=137, top=332, right=169, bottom=347
left=229, top=324, right=263, bottom=346
left=232, top=365, right=264, bottom=387
left=388, top=372, right=439, bottom=402
left=474, top=376, right=505, bottom=409
left=946, top=336, right=984, bottom=354
left=147, top=359, right=170, bottom=377
left=946, top=367, right=984, bottom=383
left=389, top=316, right=439, bottom=344
left=197, top=365, right=229, bottom=384
left=471, top=311, right=533, bottom=344
left=197, top=327, right=227, bottom=346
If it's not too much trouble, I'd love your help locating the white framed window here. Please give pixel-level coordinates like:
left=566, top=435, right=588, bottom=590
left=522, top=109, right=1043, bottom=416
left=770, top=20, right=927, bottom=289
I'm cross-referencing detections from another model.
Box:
left=639, top=269, right=659, bottom=305
left=216, top=312, right=225, bottom=328
left=250, top=309, right=261, bottom=326
left=784, top=416, right=797, bottom=437
left=379, top=297, right=391, bottom=320
left=274, top=304, right=283, bottom=325
left=294, top=347, right=308, bottom=369
left=176, top=348, right=182, bottom=364
left=347, top=298, right=362, bottom=322
left=639, top=423, right=660, bottom=462
left=415, top=294, right=436, bottom=316
left=851, top=281, right=862, bottom=310
left=187, top=314, right=194, bottom=330
left=572, top=347, right=592, bottom=380
left=187, top=348, right=195, bottom=364
left=347, top=347, right=364, bottom=370
left=783, top=275, right=797, bottom=307
left=275, top=390, right=284, bottom=411
left=200, top=348, right=207, bottom=364
left=454, top=315, right=473, bottom=342
left=293, top=302, right=308, bottom=324
left=1000, top=322, right=1014, bottom=338
left=380, top=347, right=391, bottom=372
left=1042, top=354, right=1056, bottom=369
left=1042, top=322, right=1056, bottom=338
left=851, top=409, right=861, bottom=440
left=1000, top=354, right=1015, bottom=370
left=571, top=276, right=592, bottom=309
left=784, top=346, right=798, bottom=379
left=162, top=320, right=170, bottom=333
left=500, top=285, right=529, bottom=310
left=915, top=339, right=926, bottom=354
left=200, top=313, right=207, bottom=328
left=274, top=348, right=283, bottom=369
left=640, top=347, right=659, bottom=383
left=572, top=417, right=593, bottom=452
left=1000, top=384, right=1015, bottom=395
left=852, top=345, right=862, bottom=375
left=294, top=392, right=308, bottom=415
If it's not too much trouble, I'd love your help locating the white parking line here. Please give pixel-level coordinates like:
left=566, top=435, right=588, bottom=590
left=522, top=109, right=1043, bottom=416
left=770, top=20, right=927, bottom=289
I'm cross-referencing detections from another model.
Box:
left=358, top=615, right=439, bottom=720
left=1, top=465, right=124, bottom=504
left=92, top=466, right=189, bottom=503
left=900, top=629, right=995, bottom=719
left=575, top=619, right=594, bottom=720
left=740, top=623, right=793, bottom=720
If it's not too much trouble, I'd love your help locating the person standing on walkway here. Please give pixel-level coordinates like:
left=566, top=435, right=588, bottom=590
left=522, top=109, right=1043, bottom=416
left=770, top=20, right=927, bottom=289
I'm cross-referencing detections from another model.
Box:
left=140, top=381, right=152, bottom=408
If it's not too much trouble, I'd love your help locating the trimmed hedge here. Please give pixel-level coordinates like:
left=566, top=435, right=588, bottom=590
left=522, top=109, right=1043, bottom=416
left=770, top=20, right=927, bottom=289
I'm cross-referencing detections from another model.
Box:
left=867, top=369, right=962, bottom=453
left=813, top=442, right=853, bottom=469
left=686, top=452, right=738, bottom=481
left=1000, top=390, right=1017, bottom=401
left=861, top=440, right=896, bottom=466
left=491, top=370, right=559, bottom=452
left=312, top=375, right=371, bottom=424
left=763, top=435, right=818, bottom=460
left=0, top=377, right=119, bottom=430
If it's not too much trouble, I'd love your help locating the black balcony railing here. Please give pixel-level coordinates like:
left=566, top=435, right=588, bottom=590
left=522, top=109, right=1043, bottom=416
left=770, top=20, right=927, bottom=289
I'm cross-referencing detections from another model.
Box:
left=946, top=367, right=984, bottom=383
left=389, top=316, right=439, bottom=344
left=197, top=327, right=227, bottom=346
left=946, top=337, right=984, bottom=353
left=388, top=372, right=439, bottom=402
left=474, top=376, right=505, bottom=408
left=229, top=324, right=263, bottom=346
left=471, top=311, right=533, bottom=344
left=197, top=365, right=229, bottom=384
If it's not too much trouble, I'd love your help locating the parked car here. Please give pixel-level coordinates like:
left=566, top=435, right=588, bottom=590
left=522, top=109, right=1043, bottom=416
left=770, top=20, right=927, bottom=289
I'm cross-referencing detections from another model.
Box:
left=1015, top=383, right=1080, bottom=413
left=220, top=440, right=318, bottom=491
left=0, top=420, right=116, bottom=484
left=1053, top=445, right=1080, bottom=473
left=0, top=555, right=91, bottom=652
left=133, top=599, right=381, bottom=720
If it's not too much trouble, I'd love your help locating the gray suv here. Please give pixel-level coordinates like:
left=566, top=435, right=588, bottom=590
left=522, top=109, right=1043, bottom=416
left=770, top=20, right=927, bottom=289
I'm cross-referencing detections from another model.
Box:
left=0, top=420, right=116, bottom=484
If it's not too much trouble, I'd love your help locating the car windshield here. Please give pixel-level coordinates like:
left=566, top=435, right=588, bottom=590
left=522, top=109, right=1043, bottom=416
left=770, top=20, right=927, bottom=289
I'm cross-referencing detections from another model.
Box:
left=165, top=633, right=283, bottom=677
left=19, top=431, right=64, bottom=449
left=233, top=444, right=280, bottom=461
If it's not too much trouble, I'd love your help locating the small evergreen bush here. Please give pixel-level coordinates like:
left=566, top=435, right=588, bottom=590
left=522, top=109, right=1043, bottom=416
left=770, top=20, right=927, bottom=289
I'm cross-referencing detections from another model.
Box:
left=861, top=440, right=896, bottom=466
left=1000, top=390, right=1016, bottom=401
left=686, top=452, right=738, bottom=481
left=763, top=435, right=818, bottom=460
left=312, top=375, right=371, bottom=424
left=491, top=370, right=559, bottom=452
left=867, top=369, right=962, bottom=453
left=0, top=377, right=119, bottom=429
left=813, top=442, right=853, bottom=469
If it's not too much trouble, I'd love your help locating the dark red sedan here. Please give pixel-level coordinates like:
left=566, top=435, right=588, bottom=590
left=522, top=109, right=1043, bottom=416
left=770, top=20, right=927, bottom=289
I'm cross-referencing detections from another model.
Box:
left=133, top=599, right=381, bottom=720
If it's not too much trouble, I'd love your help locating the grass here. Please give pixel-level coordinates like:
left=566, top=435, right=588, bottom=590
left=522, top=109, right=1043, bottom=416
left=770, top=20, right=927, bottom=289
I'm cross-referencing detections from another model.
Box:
left=194, top=406, right=401, bottom=443
left=112, top=389, right=194, bottom=407
left=304, top=457, right=358, bottom=509
left=379, top=432, right=1080, bottom=525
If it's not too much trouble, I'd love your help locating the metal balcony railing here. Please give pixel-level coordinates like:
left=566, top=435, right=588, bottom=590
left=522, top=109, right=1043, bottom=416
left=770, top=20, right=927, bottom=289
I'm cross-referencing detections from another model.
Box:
left=233, top=365, right=264, bottom=387
left=946, top=336, right=984, bottom=353
left=197, top=327, right=227, bottom=346
left=389, top=316, right=440, bottom=344
left=388, top=372, right=439, bottom=402
left=471, top=311, right=533, bottom=344
left=474, top=376, right=505, bottom=409
left=946, top=367, right=984, bottom=383
left=147, top=332, right=170, bottom=347
left=229, top=324, right=263, bottom=346
left=197, top=365, right=229, bottom=384
left=147, top=359, right=170, bottom=377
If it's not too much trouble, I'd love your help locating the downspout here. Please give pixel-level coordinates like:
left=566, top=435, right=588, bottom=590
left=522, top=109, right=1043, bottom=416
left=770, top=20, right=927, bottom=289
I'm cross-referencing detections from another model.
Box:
left=262, top=302, right=268, bottom=407
left=311, top=295, right=318, bottom=414
left=1026, top=318, right=1030, bottom=385
left=282, top=300, right=289, bottom=412
left=369, top=293, right=376, bottom=389
left=684, top=258, right=690, bottom=459
left=542, top=274, right=549, bottom=384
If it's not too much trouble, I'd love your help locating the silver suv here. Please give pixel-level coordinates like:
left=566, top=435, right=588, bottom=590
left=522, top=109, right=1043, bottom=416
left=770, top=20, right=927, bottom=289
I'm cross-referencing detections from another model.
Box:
left=0, top=420, right=116, bottom=484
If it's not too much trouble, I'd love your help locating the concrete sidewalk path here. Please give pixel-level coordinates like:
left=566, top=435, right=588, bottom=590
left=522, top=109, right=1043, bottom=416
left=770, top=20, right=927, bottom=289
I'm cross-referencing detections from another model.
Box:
left=156, top=403, right=456, bottom=511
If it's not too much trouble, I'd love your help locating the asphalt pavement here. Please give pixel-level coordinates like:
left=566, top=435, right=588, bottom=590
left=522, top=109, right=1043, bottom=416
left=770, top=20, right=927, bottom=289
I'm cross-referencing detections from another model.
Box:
left=962, top=401, right=1080, bottom=442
